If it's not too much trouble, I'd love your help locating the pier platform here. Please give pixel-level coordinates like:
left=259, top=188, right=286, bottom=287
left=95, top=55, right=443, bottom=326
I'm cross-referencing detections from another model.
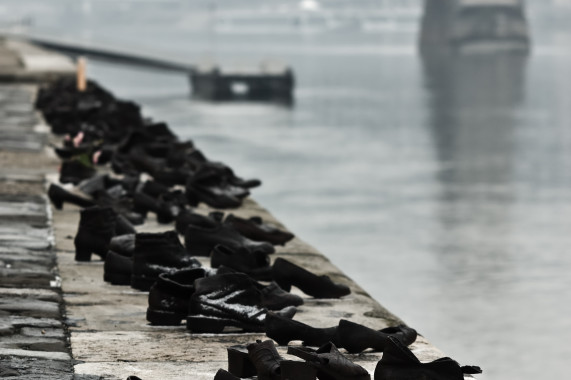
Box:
left=0, top=39, right=473, bottom=380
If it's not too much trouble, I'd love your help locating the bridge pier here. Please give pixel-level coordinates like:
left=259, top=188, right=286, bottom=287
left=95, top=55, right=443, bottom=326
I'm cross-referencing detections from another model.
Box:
left=420, top=0, right=530, bottom=53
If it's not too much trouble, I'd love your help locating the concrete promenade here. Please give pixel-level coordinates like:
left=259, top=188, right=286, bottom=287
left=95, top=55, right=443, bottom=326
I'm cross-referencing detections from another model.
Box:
left=0, top=39, right=468, bottom=380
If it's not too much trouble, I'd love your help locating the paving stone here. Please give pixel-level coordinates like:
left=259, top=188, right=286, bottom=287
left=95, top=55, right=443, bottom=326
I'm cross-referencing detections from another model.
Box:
left=20, top=327, right=65, bottom=339
left=0, top=299, right=61, bottom=318
left=74, top=361, right=227, bottom=380
left=0, top=356, right=73, bottom=379
left=0, top=334, right=67, bottom=352
left=0, top=270, right=56, bottom=288
left=0, top=200, right=48, bottom=225
left=0, top=288, right=61, bottom=302
left=0, top=322, right=13, bottom=335
left=0, top=252, right=54, bottom=268
left=1, top=348, right=70, bottom=361
left=1, top=316, right=62, bottom=329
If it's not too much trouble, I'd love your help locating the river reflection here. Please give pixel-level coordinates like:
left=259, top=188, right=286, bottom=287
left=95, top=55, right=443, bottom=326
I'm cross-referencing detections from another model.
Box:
left=423, top=50, right=527, bottom=276
left=421, top=47, right=571, bottom=379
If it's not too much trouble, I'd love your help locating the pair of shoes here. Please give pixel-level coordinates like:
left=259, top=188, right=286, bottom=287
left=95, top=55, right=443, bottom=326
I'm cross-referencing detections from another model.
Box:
left=185, top=164, right=251, bottom=209
left=187, top=273, right=297, bottom=333
left=225, top=214, right=294, bottom=246
left=104, top=231, right=201, bottom=289
left=272, top=258, right=350, bottom=299
left=374, top=336, right=482, bottom=380
left=182, top=211, right=274, bottom=257
left=146, top=267, right=208, bottom=325
left=147, top=269, right=300, bottom=326
left=228, top=340, right=315, bottom=380
left=215, top=266, right=303, bottom=310
left=265, top=312, right=417, bottom=352
left=177, top=210, right=293, bottom=246
left=226, top=340, right=369, bottom=380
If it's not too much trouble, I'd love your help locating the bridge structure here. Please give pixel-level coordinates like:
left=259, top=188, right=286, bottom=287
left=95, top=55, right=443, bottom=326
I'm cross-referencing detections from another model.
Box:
left=420, top=0, right=530, bottom=53
left=11, top=34, right=294, bottom=103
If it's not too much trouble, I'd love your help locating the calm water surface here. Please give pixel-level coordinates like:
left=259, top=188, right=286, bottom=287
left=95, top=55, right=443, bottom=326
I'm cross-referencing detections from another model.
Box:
left=4, top=1, right=571, bottom=378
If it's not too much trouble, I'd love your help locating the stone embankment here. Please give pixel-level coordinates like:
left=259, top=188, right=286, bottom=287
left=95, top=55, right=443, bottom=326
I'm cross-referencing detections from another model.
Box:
left=0, top=39, right=470, bottom=380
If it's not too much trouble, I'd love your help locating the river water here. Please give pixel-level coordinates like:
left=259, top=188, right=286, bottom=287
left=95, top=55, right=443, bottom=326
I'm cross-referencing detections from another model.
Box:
left=4, top=1, right=571, bottom=379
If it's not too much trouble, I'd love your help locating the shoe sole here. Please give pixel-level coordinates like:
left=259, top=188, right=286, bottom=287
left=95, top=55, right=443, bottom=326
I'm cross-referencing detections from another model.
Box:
left=103, top=271, right=131, bottom=286
left=186, top=315, right=264, bottom=333
left=146, top=308, right=185, bottom=326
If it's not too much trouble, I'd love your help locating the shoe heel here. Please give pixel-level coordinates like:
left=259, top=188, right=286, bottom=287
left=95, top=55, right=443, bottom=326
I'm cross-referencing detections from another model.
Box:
left=50, top=197, right=64, bottom=210
left=103, top=272, right=131, bottom=285
left=75, top=247, right=92, bottom=262
left=146, top=308, right=184, bottom=326
left=227, top=345, right=256, bottom=378
left=48, top=185, right=64, bottom=210
left=280, top=361, right=317, bottom=380
left=186, top=315, right=227, bottom=333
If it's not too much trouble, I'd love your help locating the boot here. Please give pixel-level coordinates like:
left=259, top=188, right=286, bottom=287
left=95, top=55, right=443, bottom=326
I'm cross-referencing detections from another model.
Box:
left=227, top=341, right=316, bottom=380
left=131, top=231, right=201, bottom=291
left=146, top=267, right=207, bottom=326
left=288, top=342, right=370, bottom=380
left=247, top=340, right=283, bottom=380
left=103, top=250, right=133, bottom=285
left=74, top=206, right=117, bottom=261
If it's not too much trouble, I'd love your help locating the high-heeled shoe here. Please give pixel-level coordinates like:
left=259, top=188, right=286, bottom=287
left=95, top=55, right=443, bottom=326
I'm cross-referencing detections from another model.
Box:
left=272, top=258, right=350, bottom=299
left=288, top=342, right=370, bottom=380
left=227, top=341, right=317, bottom=380
left=48, top=183, right=95, bottom=210
left=336, top=319, right=417, bottom=354
left=265, top=311, right=337, bottom=347
left=247, top=340, right=283, bottom=380
left=374, top=336, right=482, bottom=380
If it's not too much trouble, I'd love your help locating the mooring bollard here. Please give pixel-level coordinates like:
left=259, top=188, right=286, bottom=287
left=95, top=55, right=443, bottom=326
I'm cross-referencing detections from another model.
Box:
left=77, top=56, right=87, bottom=92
